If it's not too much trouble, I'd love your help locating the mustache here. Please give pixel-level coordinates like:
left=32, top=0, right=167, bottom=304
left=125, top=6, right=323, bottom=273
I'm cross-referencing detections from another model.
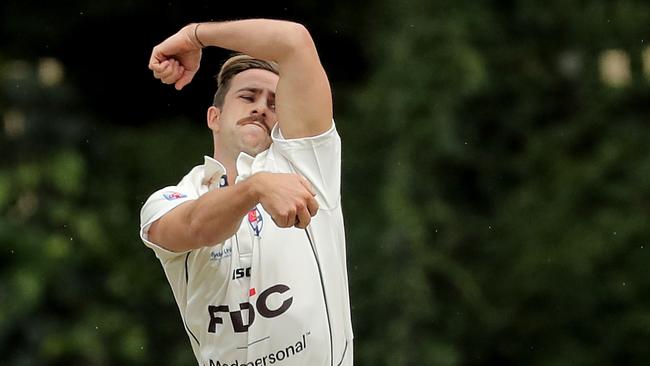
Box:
left=238, top=115, right=270, bottom=134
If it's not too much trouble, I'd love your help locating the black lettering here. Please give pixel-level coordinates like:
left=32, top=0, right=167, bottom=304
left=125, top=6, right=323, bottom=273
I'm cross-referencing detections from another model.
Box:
left=285, top=344, right=295, bottom=357
left=257, top=284, right=293, bottom=318
left=232, top=267, right=252, bottom=279
left=276, top=349, right=286, bottom=361
left=230, top=302, right=255, bottom=333
left=208, top=305, right=229, bottom=333
left=295, top=334, right=304, bottom=352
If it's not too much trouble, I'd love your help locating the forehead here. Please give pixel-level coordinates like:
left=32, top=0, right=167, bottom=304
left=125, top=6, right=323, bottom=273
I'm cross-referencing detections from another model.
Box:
left=228, top=68, right=279, bottom=95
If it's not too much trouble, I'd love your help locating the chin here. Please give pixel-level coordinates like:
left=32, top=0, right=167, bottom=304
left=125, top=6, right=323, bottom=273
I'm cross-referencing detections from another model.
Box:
left=242, top=142, right=271, bottom=156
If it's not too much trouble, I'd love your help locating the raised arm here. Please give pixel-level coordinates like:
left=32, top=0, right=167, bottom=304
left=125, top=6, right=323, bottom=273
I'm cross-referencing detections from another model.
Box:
left=149, top=19, right=332, bottom=139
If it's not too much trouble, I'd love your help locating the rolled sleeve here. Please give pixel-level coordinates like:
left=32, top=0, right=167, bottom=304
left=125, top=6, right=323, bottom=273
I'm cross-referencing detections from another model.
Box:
left=140, top=187, right=196, bottom=262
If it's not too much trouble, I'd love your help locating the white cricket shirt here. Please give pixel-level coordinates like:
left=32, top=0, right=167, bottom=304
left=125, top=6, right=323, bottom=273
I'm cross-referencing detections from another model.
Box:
left=140, top=123, right=353, bottom=366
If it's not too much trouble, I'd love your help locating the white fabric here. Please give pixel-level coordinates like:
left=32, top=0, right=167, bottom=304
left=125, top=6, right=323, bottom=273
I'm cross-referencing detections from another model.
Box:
left=140, top=122, right=353, bottom=366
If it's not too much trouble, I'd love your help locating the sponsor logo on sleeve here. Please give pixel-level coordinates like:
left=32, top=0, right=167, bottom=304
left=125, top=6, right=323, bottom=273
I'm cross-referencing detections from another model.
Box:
left=162, top=191, right=187, bottom=201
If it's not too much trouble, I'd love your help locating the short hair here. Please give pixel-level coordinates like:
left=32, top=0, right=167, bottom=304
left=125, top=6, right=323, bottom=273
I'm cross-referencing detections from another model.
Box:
left=212, top=54, right=279, bottom=108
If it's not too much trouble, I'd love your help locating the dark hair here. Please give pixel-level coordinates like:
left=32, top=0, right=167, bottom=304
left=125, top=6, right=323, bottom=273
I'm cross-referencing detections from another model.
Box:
left=212, top=54, right=280, bottom=108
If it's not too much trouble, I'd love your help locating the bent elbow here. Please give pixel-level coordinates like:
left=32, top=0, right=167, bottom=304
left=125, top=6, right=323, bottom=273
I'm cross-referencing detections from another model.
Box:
left=289, top=23, right=313, bottom=46
left=277, top=22, right=316, bottom=56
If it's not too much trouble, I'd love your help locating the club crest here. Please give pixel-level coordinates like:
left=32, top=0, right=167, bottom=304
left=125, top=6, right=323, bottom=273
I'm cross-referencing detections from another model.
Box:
left=247, top=207, right=263, bottom=237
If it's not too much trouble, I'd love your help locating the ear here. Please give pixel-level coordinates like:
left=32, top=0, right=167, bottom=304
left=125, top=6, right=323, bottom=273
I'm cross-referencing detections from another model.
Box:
left=207, top=106, right=221, bottom=132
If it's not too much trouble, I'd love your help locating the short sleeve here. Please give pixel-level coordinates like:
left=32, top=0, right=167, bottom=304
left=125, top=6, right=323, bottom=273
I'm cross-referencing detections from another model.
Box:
left=271, top=121, right=341, bottom=210
left=139, top=186, right=197, bottom=262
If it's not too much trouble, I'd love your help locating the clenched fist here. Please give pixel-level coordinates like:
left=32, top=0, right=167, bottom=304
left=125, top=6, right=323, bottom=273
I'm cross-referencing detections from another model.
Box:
left=148, top=24, right=203, bottom=90
left=249, top=172, right=319, bottom=229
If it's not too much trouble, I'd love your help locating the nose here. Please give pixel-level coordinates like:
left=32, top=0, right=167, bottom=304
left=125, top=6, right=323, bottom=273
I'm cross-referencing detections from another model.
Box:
left=251, top=99, right=271, bottom=117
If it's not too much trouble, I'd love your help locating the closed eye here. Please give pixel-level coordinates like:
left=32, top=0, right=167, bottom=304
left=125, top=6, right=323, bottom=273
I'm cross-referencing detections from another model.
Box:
left=240, top=95, right=254, bottom=102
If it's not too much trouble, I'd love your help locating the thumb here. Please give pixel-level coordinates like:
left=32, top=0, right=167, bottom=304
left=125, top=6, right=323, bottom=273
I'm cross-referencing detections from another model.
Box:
left=175, top=69, right=196, bottom=90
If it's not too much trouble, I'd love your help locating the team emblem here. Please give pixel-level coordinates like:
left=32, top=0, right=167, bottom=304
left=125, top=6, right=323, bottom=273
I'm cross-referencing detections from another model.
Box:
left=248, top=207, right=263, bottom=236
left=162, top=191, right=187, bottom=201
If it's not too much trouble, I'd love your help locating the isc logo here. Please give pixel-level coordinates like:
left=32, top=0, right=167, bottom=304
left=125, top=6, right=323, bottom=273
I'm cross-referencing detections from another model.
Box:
left=207, top=284, right=293, bottom=333
left=232, top=267, right=251, bottom=280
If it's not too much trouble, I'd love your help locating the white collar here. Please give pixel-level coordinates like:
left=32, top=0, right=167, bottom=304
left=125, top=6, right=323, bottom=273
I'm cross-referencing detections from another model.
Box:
left=235, top=150, right=268, bottom=184
left=201, top=150, right=269, bottom=189
left=202, top=156, right=227, bottom=190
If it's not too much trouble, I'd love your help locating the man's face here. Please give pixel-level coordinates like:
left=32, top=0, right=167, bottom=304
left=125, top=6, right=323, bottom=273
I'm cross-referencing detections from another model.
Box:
left=211, top=68, right=279, bottom=159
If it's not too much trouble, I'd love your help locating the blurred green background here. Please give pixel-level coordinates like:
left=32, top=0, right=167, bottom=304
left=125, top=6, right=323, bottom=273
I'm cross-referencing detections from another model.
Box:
left=2, top=0, right=650, bottom=365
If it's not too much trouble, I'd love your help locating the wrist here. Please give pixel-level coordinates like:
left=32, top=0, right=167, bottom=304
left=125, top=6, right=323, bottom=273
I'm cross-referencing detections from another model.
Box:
left=186, top=23, right=206, bottom=49
left=246, top=172, right=265, bottom=204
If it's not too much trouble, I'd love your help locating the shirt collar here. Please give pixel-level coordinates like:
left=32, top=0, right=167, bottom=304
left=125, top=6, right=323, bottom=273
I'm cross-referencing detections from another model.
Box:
left=202, top=150, right=269, bottom=189
left=202, top=156, right=227, bottom=190
left=236, top=150, right=268, bottom=184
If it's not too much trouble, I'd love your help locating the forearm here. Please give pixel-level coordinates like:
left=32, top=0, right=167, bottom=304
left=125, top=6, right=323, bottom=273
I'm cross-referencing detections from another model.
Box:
left=193, top=19, right=312, bottom=63
left=187, top=177, right=259, bottom=247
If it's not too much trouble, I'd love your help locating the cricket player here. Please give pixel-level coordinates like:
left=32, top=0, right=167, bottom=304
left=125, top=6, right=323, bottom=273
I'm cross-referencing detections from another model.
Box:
left=140, top=19, right=353, bottom=366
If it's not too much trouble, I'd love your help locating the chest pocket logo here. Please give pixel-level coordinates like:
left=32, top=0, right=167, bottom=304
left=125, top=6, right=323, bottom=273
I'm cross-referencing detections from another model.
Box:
left=248, top=207, right=263, bottom=237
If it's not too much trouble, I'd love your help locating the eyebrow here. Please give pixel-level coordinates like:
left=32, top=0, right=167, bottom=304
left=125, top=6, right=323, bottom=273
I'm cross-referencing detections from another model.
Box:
left=236, top=87, right=275, bottom=98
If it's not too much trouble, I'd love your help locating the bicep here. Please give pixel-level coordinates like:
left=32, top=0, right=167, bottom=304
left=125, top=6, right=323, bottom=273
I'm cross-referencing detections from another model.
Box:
left=275, top=27, right=333, bottom=139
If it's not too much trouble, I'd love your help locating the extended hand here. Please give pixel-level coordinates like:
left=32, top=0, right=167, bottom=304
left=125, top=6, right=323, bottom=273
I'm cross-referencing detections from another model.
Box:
left=148, top=24, right=203, bottom=90
left=250, top=172, right=319, bottom=229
